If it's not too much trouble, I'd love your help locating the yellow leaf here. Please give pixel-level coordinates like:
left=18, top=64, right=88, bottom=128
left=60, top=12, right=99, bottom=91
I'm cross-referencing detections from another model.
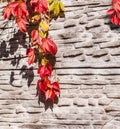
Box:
left=47, top=0, right=53, bottom=3
left=41, top=58, right=49, bottom=66
left=54, top=1, right=60, bottom=16
left=59, top=1, right=64, bottom=11
left=39, top=30, right=46, bottom=38
left=49, top=1, right=55, bottom=12
left=40, top=21, right=49, bottom=32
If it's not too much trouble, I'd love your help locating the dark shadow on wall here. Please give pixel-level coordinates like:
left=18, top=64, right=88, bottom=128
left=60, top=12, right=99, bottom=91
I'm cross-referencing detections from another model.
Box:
left=19, top=65, right=34, bottom=87
left=37, top=92, right=59, bottom=111
left=0, top=30, right=34, bottom=87
left=0, top=31, right=28, bottom=59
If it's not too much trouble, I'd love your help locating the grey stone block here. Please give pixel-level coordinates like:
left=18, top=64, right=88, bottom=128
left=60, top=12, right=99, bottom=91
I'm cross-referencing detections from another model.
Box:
left=63, top=49, right=83, bottom=57
left=92, top=49, right=108, bottom=57
left=98, top=97, right=111, bottom=105
left=73, top=98, right=87, bottom=106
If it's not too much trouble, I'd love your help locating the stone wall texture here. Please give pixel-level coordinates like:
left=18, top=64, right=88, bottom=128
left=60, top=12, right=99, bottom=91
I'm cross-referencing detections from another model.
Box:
left=0, top=0, right=120, bottom=129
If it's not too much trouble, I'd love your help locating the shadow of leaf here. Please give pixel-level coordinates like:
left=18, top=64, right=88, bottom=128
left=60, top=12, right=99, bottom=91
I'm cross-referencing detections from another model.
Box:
left=0, top=27, right=35, bottom=86
left=37, top=91, right=59, bottom=111
left=0, top=41, right=9, bottom=58
left=20, top=65, right=34, bottom=87
left=9, top=71, right=15, bottom=85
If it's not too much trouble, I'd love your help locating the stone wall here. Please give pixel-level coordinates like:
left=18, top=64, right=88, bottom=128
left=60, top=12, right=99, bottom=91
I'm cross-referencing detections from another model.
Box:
left=0, top=0, right=120, bottom=129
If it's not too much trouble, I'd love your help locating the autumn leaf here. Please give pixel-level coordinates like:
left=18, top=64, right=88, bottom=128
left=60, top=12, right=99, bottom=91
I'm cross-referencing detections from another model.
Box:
left=39, top=30, right=47, bottom=38
left=31, top=30, right=41, bottom=45
left=42, top=38, right=57, bottom=55
left=26, top=48, right=35, bottom=65
left=45, top=80, right=60, bottom=101
left=49, top=1, right=55, bottom=12
left=37, top=80, right=47, bottom=93
left=37, top=63, right=52, bottom=79
left=30, top=0, right=48, bottom=14
left=54, top=1, right=60, bottom=16
left=36, top=77, right=60, bottom=102
left=52, top=82, right=60, bottom=92
left=48, top=0, right=64, bottom=16
left=16, top=17, right=28, bottom=32
left=45, top=89, right=55, bottom=101
left=4, top=2, right=19, bottom=19
left=40, top=20, right=49, bottom=32
left=47, top=0, right=53, bottom=3
left=107, top=8, right=114, bottom=15
left=59, top=1, right=64, bottom=11
left=14, top=1, right=29, bottom=17
left=4, top=1, right=29, bottom=33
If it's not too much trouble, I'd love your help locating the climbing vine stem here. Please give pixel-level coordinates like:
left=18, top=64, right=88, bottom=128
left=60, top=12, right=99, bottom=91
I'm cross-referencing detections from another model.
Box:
left=3, top=0, right=64, bottom=104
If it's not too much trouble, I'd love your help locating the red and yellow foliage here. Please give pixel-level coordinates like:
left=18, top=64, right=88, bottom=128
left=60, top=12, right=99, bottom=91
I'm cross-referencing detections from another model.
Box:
left=3, top=0, right=64, bottom=103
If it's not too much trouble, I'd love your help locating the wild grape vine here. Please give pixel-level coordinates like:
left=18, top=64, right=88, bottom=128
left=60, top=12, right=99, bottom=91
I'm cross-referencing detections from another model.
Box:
left=3, top=0, right=64, bottom=103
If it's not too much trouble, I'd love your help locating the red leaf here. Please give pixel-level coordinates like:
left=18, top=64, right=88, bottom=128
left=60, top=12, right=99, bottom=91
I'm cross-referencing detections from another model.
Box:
left=45, top=89, right=52, bottom=100
left=45, top=89, right=55, bottom=101
left=107, top=8, right=115, bottom=15
left=16, top=17, right=28, bottom=33
left=41, top=0, right=47, bottom=9
left=31, top=30, right=39, bottom=40
left=4, top=2, right=18, bottom=19
left=30, top=0, right=48, bottom=14
left=37, top=80, right=47, bottom=93
left=10, top=1, right=19, bottom=7
left=4, top=7, right=11, bottom=19
left=42, top=38, right=57, bottom=55
left=4, top=1, right=29, bottom=33
left=26, top=48, right=35, bottom=65
left=37, top=78, right=60, bottom=101
left=13, top=1, right=28, bottom=17
left=110, top=13, right=120, bottom=25
left=31, top=30, right=41, bottom=45
left=4, top=1, right=28, bottom=19
left=37, top=63, right=52, bottom=79
left=52, top=82, right=60, bottom=96
left=20, top=2, right=29, bottom=16
left=28, top=55, right=35, bottom=65
left=114, top=2, right=120, bottom=13
left=41, top=0, right=48, bottom=13
left=52, top=82, right=60, bottom=90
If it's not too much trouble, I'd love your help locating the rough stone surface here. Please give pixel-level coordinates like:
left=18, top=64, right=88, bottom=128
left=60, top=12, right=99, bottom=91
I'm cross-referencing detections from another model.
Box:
left=0, top=0, right=120, bottom=129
